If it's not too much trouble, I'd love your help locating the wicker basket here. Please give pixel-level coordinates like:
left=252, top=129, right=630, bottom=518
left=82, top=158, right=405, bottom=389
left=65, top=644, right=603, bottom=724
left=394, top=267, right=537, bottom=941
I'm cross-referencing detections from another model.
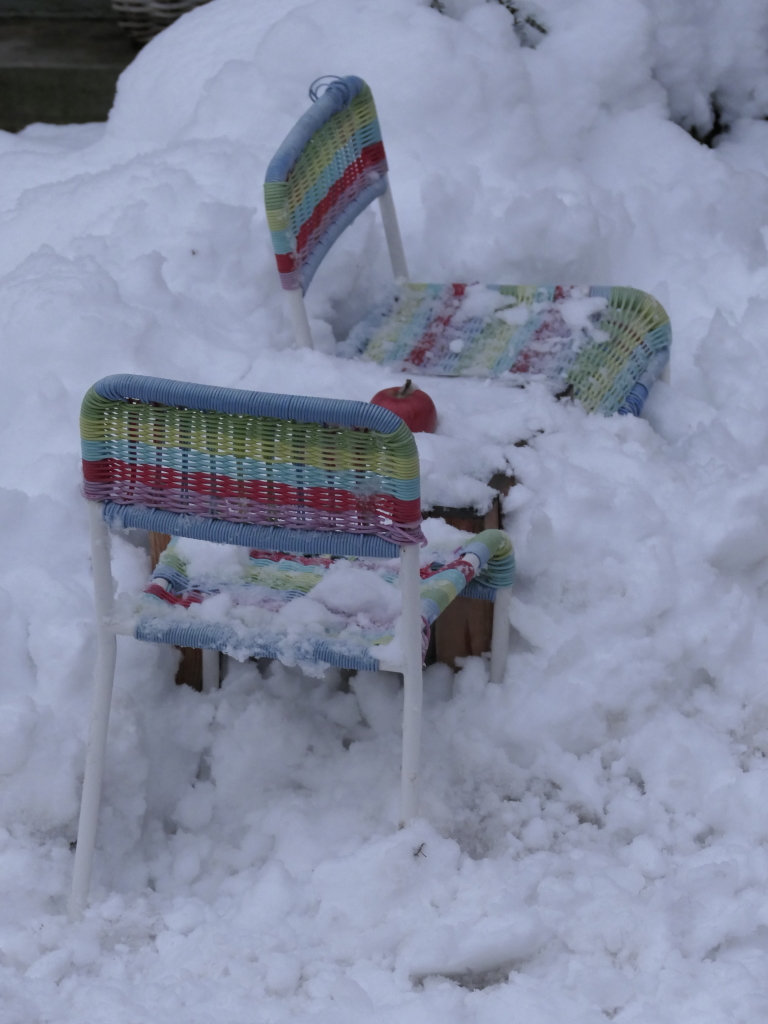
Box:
left=111, top=0, right=211, bottom=43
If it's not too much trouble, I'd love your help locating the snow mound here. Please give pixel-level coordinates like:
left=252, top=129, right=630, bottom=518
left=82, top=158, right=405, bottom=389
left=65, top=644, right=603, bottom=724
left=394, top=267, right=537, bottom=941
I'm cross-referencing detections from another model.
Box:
left=1, top=0, right=768, bottom=1021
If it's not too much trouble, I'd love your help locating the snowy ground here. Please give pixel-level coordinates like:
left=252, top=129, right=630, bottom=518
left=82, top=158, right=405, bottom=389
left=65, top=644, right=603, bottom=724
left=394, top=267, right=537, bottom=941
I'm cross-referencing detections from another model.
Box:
left=2, top=0, right=768, bottom=1020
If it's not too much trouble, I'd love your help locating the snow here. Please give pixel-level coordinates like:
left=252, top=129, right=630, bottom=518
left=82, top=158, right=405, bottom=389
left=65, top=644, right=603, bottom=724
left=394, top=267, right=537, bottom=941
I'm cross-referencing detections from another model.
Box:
left=1, top=0, right=768, bottom=1019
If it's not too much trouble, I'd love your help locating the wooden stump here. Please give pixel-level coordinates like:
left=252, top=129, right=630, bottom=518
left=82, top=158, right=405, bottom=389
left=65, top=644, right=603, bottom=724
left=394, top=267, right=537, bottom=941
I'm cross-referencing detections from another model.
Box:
left=149, top=530, right=204, bottom=691
left=424, top=473, right=514, bottom=668
left=149, top=531, right=171, bottom=569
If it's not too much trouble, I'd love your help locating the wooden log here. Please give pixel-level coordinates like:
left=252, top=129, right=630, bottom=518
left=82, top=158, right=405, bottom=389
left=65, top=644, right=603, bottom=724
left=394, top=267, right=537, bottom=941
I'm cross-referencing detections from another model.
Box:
left=425, top=474, right=514, bottom=669
left=149, top=531, right=204, bottom=691
left=149, top=531, right=171, bottom=570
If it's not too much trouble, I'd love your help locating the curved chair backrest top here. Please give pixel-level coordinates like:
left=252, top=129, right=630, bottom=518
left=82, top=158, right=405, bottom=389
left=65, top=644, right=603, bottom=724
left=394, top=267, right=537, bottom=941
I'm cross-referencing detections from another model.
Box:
left=81, top=374, right=423, bottom=556
left=265, top=75, right=388, bottom=295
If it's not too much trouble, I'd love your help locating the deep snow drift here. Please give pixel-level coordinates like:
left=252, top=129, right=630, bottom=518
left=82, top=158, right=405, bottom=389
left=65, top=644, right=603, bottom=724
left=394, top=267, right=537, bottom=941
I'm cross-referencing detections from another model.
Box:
left=2, top=0, right=768, bottom=1021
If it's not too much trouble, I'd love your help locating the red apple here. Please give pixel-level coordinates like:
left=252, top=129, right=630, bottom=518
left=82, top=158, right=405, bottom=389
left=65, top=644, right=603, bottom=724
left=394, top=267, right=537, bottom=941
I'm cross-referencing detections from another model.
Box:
left=370, top=379, right=437, bottom=433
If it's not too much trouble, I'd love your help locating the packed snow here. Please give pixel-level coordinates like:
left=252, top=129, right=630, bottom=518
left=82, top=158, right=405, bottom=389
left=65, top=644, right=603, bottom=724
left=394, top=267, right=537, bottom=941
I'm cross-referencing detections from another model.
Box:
left=1, top=0, right=768, bottom=1020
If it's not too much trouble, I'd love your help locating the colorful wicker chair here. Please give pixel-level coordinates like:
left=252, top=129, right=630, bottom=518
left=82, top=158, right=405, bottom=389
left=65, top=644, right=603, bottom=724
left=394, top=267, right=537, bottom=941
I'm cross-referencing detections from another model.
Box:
left=265, top=76, right=671, bottom=416
left=69, top=374, right=515, bottom=919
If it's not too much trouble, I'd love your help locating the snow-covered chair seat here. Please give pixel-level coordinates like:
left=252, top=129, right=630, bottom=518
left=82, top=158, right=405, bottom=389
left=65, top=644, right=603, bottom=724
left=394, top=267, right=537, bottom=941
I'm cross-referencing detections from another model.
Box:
left=137, top=532, right=513, bottom=672
left=265, top=76, right=672, bottom=417
left=70, top=373, right=515, bottom=920
left=341, top=283, right=670, bottom=416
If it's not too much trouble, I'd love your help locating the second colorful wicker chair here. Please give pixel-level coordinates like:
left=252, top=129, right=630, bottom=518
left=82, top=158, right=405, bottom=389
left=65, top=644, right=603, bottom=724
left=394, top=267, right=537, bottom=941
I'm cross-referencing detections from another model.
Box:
left=264, top=76, right=671, bottom=416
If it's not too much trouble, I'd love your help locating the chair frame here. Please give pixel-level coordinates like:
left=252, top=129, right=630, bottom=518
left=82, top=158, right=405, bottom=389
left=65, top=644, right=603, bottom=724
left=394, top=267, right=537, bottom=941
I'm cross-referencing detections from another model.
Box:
left=69, top=375, right=513, bottom=920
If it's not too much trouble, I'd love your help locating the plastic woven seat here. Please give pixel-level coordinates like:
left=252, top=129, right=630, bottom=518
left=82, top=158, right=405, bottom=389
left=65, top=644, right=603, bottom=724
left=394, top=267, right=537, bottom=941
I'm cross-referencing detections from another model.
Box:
left=134, top=534, right=512, bottom=671
left=265, top=76, right=671, bottom=416
left=69, top=374, right=514, bottom=920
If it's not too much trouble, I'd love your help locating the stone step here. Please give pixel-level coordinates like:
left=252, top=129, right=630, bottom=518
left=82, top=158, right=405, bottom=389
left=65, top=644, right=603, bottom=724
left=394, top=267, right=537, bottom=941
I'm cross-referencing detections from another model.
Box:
left=0, top=0, right=136, bottom=131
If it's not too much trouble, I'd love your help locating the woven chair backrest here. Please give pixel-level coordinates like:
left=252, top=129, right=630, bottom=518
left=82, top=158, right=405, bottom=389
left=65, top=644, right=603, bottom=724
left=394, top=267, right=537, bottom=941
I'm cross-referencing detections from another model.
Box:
left=265, top=75, right=388, bottom=295
left=81, top=375, right=423, bottom=556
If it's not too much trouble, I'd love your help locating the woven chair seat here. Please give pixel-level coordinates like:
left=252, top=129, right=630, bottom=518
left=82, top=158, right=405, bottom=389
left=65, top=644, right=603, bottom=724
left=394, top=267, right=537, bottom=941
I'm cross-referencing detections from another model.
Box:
left=341, top=283, right=671, bottom=416
left=132, top=530, right=514, bottom=672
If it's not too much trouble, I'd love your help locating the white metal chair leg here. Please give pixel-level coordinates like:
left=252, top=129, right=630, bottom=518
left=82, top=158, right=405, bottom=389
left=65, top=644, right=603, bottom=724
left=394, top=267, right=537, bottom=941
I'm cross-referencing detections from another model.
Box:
left=201, top=649, right=220, bottom=692
left=398, top=543, right=423, bottom=825
left=489, top=586, right=512, bottom=685
left=285, top=287, right=314, bottom=349
left=69, top=503, right=118, bottom=922
left=378, top=183, right=409, bottom=282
